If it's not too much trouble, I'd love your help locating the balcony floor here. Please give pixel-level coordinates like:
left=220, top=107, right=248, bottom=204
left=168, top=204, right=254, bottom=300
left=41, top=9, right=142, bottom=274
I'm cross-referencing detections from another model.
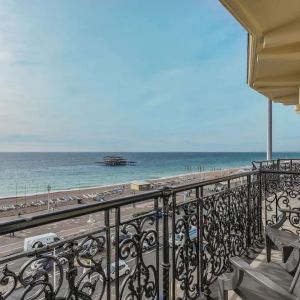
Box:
left=226, top=248, right=282, bottom=300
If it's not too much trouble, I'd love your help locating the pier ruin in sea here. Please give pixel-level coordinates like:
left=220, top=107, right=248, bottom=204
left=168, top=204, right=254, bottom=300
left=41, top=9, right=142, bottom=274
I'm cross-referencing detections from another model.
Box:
left=97, top=155, right=136, bottom=166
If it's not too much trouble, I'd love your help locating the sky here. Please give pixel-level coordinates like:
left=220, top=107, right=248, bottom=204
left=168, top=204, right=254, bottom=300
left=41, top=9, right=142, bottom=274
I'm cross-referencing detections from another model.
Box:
left=0, top=0, right=299, bottom=152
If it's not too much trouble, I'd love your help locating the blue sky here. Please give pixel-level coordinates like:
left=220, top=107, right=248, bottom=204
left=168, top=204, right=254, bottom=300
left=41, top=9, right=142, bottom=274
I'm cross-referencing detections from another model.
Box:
left=0, top=0, right=299, bottom=152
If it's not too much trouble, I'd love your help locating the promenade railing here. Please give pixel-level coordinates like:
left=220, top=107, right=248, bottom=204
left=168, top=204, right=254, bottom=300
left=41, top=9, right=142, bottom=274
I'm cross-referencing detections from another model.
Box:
left=0, top=170, right=264, bottom=299
left=252, top=158, right=300, bottom=171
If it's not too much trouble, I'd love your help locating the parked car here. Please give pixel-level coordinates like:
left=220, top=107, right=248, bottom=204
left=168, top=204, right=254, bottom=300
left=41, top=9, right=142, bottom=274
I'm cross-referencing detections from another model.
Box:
left=109, top=260, right=130, bottom=280
left=30, top=255, right=67, bottom=271
left=142, top=239, right=156, bottom=251
left=157, top=209, right=165, bottom=218
left=169, top=233, right=184, bottom=248
left=31, top=258, right=53, bottom=271
left=111, top=233, right=133, bottom=246
left=79, top=237, right=105, bottom=256
left=169, top=226, right=197, bottom=248
left=94, top=196, right=104, bottom=203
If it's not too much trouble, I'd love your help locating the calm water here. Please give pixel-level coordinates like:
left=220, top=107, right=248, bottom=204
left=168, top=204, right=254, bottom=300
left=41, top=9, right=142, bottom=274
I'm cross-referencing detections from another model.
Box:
left=0, top=152, right=298, bottom=198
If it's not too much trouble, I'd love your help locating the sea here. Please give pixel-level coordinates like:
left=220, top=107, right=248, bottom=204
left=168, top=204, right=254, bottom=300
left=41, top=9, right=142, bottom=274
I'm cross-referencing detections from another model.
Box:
left=0, top=152, right=298, bottom=198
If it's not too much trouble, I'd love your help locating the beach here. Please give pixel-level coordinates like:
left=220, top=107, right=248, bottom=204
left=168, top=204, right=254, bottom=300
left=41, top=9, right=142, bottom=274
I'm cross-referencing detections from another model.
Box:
left=0, top=167, right=243, bottom=218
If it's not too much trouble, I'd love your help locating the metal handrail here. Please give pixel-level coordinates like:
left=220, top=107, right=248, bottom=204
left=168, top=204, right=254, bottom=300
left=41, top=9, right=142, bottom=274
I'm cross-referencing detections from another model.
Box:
left=260, top=169, right=300, bottom=175
left=252, top=159, right=300, bottom=171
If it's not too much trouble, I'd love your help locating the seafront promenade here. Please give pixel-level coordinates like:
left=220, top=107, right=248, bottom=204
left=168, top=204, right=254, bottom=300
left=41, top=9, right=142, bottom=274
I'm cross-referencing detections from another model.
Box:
left=0, top=167, right=244, bottom=257
left=0, top=167, right=243, bottom=218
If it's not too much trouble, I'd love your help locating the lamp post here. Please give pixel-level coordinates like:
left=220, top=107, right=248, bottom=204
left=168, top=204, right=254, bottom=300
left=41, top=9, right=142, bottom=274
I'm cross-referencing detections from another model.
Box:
left=15, top=183, right=18, bottom=206
left=36, top=183, right=38, bottom=202
left=47, top=184, right=51, bottom=211
left=25, top=184, right=27, bottom=207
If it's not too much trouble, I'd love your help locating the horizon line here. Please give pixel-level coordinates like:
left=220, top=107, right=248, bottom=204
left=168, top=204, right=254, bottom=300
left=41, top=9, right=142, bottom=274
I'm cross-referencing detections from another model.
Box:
left=0, top=151, right=299, bottom=154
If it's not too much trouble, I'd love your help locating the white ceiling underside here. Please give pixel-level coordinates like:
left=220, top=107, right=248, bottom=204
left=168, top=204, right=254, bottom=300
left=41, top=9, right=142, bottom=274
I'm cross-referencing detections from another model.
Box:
left=220, top=0, right=300, bottom=113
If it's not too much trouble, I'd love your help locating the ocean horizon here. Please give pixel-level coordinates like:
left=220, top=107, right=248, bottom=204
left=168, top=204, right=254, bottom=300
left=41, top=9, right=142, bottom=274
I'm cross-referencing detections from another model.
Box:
left=0, top=152, right=299, bottom=198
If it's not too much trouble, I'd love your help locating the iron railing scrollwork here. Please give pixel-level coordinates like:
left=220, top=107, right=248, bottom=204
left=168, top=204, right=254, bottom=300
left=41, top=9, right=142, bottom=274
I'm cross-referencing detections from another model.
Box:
left=0, top=231, right=108, bottom=299
left=262, top=169, right=300, bottom=233
left=201, top=184, right=249, bottom=297
left=0, top=168, right=275, bottom=299
left=253, top=158, right=300, bottom=172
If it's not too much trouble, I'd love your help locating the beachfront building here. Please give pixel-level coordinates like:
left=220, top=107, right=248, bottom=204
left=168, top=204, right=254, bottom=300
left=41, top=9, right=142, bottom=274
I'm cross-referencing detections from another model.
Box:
left=130, top=181, right=151, bottom=191
left=1, top=1, right=300, bottom=300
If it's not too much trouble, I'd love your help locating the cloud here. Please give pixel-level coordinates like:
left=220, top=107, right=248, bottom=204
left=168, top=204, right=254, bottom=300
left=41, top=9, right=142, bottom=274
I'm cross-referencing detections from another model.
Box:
left=0, top=1, right=297, bottom=152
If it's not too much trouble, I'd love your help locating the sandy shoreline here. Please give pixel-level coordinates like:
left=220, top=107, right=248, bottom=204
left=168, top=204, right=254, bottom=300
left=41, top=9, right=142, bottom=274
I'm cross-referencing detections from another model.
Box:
left=0, top=167, right=247, bottom=216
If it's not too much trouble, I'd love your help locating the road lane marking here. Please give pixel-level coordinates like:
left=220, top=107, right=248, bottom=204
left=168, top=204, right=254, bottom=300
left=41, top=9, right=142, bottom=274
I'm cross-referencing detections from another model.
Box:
left=0, top=210, right=147, bottom=255
left=0, top=241, right=23, bottom=249
left=0, top=246, right=23, bottom=255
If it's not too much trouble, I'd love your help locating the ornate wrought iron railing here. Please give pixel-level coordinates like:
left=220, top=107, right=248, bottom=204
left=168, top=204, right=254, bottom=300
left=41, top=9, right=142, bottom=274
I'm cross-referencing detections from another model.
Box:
left=262, top=169, right=300, bottom=231
left=0, top=171, right=263, bottom=299
left=252, top=158, right=300, bottom=172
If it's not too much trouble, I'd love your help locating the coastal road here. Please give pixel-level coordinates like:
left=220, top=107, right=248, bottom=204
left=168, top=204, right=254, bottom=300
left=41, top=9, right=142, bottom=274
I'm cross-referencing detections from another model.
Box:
left=3, top=239, right=191, bottom=299
left=0, top=186, right=223, bottom=256
left=0, top=193, right=209, bottom=299
left=0, top=199, right=159, bottom=256
left=2, top=230, right=166, bottom=299
left=0, top=171, right=244, bottom=256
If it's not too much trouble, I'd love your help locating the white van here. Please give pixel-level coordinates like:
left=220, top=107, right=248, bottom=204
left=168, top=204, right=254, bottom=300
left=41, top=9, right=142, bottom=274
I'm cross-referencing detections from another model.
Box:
left=24, top=233, right=61, bottom=252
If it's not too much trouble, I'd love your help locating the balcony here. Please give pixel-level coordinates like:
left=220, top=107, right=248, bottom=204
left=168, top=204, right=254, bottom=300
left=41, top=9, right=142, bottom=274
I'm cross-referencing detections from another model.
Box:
left=0, top=159, right=299, bottom=299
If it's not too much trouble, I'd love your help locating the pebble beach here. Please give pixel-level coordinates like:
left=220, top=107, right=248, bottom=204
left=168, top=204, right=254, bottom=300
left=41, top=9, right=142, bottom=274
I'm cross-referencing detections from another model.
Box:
left=0, top=167, right=243, bottom=218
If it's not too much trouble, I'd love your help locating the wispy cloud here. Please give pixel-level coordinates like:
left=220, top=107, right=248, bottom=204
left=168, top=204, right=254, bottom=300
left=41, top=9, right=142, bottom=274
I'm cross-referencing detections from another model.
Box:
left=0, top=1, right=298, bottom=152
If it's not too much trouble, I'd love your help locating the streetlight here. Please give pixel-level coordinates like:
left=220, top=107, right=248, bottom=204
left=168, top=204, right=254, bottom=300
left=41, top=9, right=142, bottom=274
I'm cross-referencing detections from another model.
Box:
left=15, top=183, right=18, bottom=206
left=47, top=184, right=51, bottom=211
left=25, top=184, right=27, bottom=207
left=36, top=183, right=38, bottom=202
left=183, top=191, right=187, bottom=203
